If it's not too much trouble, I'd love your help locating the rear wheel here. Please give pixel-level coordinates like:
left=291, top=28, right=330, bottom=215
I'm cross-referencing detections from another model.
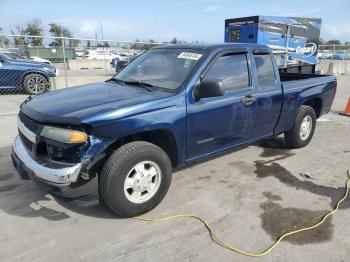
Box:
left=23, top=74, right=49, bottom=95
left=284, top=105, right=316, bottom=148
left=99, top=141, right=172, bottom=217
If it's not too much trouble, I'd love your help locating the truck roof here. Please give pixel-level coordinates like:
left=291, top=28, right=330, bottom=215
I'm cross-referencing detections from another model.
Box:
left=155, top=43, right=270, bottom=51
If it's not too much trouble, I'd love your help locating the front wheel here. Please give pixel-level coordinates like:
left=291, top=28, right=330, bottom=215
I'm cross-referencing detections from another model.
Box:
left=284, top=105, right=316, bottom=148
left=99, top=141, right=172, bottom=217
left=23, top=74, right=50, bottom=95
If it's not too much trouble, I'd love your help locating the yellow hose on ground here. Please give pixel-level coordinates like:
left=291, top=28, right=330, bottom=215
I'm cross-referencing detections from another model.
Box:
left=134, top=170, right=350, bottom=257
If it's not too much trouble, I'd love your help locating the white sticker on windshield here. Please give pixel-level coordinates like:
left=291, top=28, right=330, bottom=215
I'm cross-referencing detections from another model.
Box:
left=177, top=52, right=202, bottom=60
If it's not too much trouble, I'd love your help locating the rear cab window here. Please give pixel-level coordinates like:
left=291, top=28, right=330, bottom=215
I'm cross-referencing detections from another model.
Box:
left=253, top=53, right=276, bottom=88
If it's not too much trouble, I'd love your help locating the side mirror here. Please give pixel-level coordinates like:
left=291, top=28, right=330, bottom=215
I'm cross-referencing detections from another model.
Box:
left=196, top=79, right=225, bottom=100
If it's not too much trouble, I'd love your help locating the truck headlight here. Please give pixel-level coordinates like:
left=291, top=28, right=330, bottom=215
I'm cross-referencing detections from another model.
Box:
left=41, top=126, right=88, bottom=144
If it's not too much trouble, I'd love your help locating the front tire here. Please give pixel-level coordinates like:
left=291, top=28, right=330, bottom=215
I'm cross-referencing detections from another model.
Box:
left=284, top=105, right=316, bottom=148
left=99, top=141, right=172, bottom=217
left=23, top=74, right=49, bottom=95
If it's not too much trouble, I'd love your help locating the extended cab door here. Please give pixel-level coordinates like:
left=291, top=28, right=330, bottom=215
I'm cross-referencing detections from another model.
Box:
left=251, top=50, right=283, bottom=139
left=186, top=51, right=257, bottom=160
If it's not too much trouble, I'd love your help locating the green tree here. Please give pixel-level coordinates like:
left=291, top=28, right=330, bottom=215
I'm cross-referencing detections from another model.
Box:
left=49, top=23, right=69, bottom=46
left=170, top=37, right=177, bottom=44
left=326, top=39, right=341, bottom=45
left=68, top=38, right=80, bottom=47
left=48, top=23, right=80, bottom=47
left=344, top=41, right=350, bottom=46
left=25, top=19, right=43, bottom=46
left=0, top=27, right=10, bottom=46
left=11, top=25, right=27, bottom=46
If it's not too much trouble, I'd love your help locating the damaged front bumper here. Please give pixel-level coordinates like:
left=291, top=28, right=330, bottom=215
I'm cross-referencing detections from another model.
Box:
left=11, top=135, right=99, bottom=198
left=12, top=135, right=82, bottom=186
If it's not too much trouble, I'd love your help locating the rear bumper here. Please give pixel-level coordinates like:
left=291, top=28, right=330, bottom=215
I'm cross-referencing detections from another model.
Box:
left=11, top=135, right=97, bottom=198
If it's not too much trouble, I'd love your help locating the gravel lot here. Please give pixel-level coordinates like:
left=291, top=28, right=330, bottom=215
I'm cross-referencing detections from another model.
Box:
left=0, top=76, right=349, bottom=262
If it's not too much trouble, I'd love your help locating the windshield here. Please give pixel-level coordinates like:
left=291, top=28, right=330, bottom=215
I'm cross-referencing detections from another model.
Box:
left=114, top=48, right=205, bottom=91
left=2, top=52, right=28, bottom=61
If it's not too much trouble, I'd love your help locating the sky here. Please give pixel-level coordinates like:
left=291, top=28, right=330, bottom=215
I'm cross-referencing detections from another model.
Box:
left=0, top=0, right=349, bottom=43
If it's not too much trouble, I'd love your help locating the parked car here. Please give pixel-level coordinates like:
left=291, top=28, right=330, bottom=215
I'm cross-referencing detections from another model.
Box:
left=318, top=51, right=333, bottom=59
left=112, top=53, right=142, bottom=73
left=86, top=50, right=117, bottom=60
left=333, top=51, right=350, bottom=60
left=29, top=56, right=53, bottom=65
left=11, top=44, right=336, bottom=217
left=0, top=52, right=57, bottom=95
left=75, top=50, right=87, bottom=57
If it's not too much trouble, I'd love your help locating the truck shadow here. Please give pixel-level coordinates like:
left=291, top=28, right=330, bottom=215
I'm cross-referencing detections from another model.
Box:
left=255, top=160, right=350, bottom=209
left=1, top=136, right=348, bottom=221
left=0, top=145, right=118, bottom=220
left=255, top=136, right=293, bottom=158
left=254, top=137, right=350, bottom=209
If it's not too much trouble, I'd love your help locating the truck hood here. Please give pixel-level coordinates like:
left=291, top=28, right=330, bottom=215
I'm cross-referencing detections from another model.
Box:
left=10, top=59, right=52, bottom=68
left=21, top=82, right=172, bottom=125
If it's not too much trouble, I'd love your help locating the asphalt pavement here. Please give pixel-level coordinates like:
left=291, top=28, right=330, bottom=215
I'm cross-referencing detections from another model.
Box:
left=0, top=76, right=349, bottom=262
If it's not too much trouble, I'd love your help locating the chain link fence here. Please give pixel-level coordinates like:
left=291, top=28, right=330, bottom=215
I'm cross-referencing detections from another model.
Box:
left=0, top=35, right=349, bottom=97
left=0, top=34, right=165, bottom=96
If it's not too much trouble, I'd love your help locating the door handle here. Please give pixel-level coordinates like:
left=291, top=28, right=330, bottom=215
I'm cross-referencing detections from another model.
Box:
left=241, top=95, right=256, bottom=105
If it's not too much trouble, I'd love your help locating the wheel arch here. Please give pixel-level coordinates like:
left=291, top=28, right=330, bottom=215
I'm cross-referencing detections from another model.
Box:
left=105, top=129, right=179, bottom=168
left=302, top=97, right=323, bottom=118
left=21, top=71, right=50, bottom=87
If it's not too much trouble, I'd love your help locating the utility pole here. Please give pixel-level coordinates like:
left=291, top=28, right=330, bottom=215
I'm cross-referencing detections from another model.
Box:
left=100, top=20, right=107, bottom=76
left=62, top=35, right=68, bottom=88
left=94, top=30, right=98, bottom=46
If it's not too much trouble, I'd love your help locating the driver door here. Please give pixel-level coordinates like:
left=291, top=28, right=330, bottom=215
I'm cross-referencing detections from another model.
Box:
left=186, top=51, right=257, bottom=160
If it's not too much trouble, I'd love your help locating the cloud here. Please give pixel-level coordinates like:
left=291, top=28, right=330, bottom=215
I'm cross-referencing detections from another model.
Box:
left=322, top=23, right=350, bottom=42
left=202, top=5, right=221, bottom=12
left=56, top=18, right=184, bottom=42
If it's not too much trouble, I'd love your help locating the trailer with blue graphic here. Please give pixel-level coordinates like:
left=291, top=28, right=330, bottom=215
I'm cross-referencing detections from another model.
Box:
left=224, top=16, right=321, bottom=73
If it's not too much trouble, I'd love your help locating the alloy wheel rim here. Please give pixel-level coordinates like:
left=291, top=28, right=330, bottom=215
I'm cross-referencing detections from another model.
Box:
left=300, top=115, right=313, bottom=141
left=27, top=76, right=47, bottom=94
left=123, top=161, right=162, bottom=204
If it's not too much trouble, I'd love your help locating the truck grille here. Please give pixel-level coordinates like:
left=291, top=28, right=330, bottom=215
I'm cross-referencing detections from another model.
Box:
left=18, top=111, right=40, bottom=133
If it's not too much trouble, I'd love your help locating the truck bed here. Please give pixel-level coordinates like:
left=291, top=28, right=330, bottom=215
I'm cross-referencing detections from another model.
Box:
left=274, top=72, right=337, bottom=136
left=280, top=72, right=336, bottom=93
left=279, top=72, right=332, bottom=82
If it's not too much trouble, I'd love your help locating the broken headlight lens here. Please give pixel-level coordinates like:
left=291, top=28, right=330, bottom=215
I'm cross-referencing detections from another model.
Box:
left=41, top=126, right=87, bottom=144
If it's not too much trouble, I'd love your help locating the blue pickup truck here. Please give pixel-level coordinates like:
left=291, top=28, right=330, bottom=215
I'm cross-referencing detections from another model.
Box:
left=0, top=51, right=57, bottom=95
left=11, top=44, right=336, bottom=217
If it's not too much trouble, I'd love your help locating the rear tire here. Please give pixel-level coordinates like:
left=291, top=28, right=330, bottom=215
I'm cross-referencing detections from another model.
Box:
left=23, top=74, right=49, bottom=95
left=99, top=141, right=172, bottom=217
left=284, top=105, right=316, bottom=148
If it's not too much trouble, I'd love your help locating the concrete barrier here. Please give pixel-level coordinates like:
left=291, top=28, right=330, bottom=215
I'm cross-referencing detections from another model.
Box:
left=317, top=60, right=350, bottom=75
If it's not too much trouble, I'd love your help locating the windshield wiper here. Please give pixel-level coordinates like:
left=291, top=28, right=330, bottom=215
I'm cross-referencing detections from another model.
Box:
left=123, top=81, right=155, bottom=92
left=107, top=78, right=156, bottom=91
